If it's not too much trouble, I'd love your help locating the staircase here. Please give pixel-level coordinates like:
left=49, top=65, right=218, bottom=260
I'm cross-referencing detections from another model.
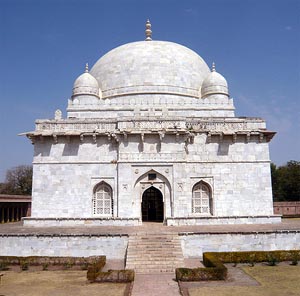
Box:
left=126, top=232, right=184, bottom=273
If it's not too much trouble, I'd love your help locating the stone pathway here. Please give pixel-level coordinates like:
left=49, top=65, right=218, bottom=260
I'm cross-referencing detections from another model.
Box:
left=131, top=273, right=181, bottom=296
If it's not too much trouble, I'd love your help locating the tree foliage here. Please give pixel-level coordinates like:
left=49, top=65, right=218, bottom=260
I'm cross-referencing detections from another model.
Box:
left=0, top=165, right=32, bottom=195
left=271, top=161, right=300, bottom=201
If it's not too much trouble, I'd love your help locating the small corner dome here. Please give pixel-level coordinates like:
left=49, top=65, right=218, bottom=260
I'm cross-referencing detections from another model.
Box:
left=201, top=63, right=229, bottom=98
left=72, top=64, right=100, bottom=98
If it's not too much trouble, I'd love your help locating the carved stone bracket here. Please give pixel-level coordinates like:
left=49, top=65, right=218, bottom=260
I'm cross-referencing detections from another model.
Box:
left=93, top=133, right=97, bottom=143
left=233, top=133, right=237, bottom=143
left=219, top=133, right=223, bottom=142
left=246, top=133, right=250, bottom=143
left=28, top=135, right=35, bottom=144
left=123, top=132, right=128, bottom=141
left=207, top=132, right=211, bottom=143
left=111, top=133, right=119, bottom=143
left=159, top=132, right=165, bottom=142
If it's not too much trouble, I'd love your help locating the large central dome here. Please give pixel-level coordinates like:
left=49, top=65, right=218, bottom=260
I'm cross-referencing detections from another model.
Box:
left=90, top=40, right=210, bottom=99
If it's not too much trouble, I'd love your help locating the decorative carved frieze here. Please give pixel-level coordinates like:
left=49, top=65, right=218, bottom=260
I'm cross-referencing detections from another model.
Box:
left=26, top=118, right=274, bottom=145
left=119, top=152, right=185, bottom=161
left=118, top=120, right=186, bottom=130
left=35, top=118, right=267, bottom=134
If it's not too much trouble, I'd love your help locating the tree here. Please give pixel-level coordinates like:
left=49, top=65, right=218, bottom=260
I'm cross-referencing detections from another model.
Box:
left=271, top=161, right=300, bottom=201
left=0, top=165, right=32, bottom=195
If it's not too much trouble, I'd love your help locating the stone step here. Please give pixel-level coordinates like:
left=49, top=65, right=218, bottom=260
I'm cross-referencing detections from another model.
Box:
left=127, top=258, right=184, bottom=263
left=129, top=236, right=180, bottom=242
left=135, top=268, right=175, bottom=274
left=128, top=247, right=181, bottom=250
left=128, top=241, right=181, bottom=245
left=127, top=262, right=181, bottom=267
left=126, top=232, right=184, bottom=274
left=127, top=254, right=183, bottom=258
left=128, top=242, right=181, bottom=246
left=127, top=249, right=182, bottom=253
left=129, top=238, right=181, bottom=242
left=126, top=254, right=183, bottom=259
left=129, top=240, right=178, bottom=246
left=127, top=243, right=182, bottom=247
left=128, top=258, right=181, bottom=261
left=126, top=264, right=179, bottom=269
left=127, top=263, right=182, bottom=268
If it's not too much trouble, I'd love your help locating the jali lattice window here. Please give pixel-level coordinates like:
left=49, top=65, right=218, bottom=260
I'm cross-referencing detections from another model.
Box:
left=192, top=182, right=211, bottom=214
left=93, top=183, right=113, bottom=216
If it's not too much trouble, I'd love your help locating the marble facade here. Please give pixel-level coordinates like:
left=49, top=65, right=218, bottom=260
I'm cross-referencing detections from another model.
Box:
left=22, top=21, right=278, bottom=226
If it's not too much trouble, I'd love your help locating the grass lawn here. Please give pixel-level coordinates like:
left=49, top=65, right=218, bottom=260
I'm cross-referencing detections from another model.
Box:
left=189, top=265, right=300, bottom=296
left=0, top=270, right=127, bottom=296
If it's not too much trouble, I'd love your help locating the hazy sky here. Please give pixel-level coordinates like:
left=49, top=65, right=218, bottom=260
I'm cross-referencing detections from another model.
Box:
left=0, top=0, right=299, bottom=181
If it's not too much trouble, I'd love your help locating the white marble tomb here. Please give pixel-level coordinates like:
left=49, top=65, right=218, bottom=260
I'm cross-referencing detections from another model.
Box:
left=22, top=20, right=280, bottom=226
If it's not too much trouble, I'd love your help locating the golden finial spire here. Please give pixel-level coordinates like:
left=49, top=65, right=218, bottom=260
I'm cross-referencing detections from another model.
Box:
left=145, top=19, right=152, bottom=41
left=85, top=63, right=89, bottom=73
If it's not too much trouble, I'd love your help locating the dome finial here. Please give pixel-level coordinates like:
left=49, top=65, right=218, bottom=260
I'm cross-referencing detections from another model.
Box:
left=85, top=63, right=89, bottom=73
left=212, top=62, right=216, bottom=72
left=145, top=19, right=152, bottom=41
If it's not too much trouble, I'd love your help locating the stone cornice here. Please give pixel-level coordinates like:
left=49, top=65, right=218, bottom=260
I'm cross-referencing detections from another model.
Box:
left=20, top=117, right=275, bottom=143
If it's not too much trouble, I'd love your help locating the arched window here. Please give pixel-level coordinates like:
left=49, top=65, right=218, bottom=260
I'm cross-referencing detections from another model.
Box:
left=192, top=182, right=211, bottom=215
left=93, top=183, right=113, bottom=216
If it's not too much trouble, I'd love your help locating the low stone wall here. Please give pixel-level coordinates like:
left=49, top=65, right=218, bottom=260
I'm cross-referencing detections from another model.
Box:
left=180, top=230, right=300, bottom=259
left=273, top=202, right=300, bottom=217
left=0, top=234, right=128, bottom=259
left=1, top=229, right=300, bottom=260
left=22, top=217, right=141, bottom=227
left=166, top=215, right=282, bottom=226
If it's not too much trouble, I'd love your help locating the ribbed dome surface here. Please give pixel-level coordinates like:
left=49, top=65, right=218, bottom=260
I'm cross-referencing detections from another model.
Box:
left=72, top=72, right=100, bottom=97
left=201, top=70, right=229, bottom=98
left=90, top=41, right=210, bottom=99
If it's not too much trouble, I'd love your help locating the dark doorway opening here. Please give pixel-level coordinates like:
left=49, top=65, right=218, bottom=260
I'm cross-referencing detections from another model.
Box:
left=142, top=187, right=164, bottom=222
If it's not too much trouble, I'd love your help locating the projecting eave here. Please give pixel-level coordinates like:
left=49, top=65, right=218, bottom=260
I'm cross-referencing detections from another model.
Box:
left=259, top=130, right=276, bottom=141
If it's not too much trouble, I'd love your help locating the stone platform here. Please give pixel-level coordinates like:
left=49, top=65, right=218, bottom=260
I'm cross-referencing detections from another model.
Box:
left=1, top=219, right=300, bottom=260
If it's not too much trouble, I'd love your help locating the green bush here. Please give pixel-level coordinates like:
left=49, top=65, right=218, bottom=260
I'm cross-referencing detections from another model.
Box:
left=94, top=269, right=135, bottom=283
left=20, top=260, right=29, bottom=271
left=176, top=250, right=300, bottom=282
left=212, top=250, right=300, bottom=264
left=87, top=257, right=107, bottom=281
left=176, top=253, right=227, bottom=281
left=80, top=261, right=89, bottom=270
left=290, top=252, right=299, bottom=266
left=0, top=261, right=9, bottom=271
left=0, top=255, right=106, bottom=271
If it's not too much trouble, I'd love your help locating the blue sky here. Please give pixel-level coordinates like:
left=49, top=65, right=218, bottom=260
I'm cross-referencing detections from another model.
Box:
left=0, top=0, right=299, bottom=181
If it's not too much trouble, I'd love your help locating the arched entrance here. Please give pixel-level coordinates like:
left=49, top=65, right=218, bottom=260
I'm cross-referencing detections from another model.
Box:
left=142, top=187, right=164, bottom=222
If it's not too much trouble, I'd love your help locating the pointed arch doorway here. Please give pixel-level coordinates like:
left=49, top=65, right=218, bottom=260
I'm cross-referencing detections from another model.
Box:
left=142, top=187, right=164, bottom=222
